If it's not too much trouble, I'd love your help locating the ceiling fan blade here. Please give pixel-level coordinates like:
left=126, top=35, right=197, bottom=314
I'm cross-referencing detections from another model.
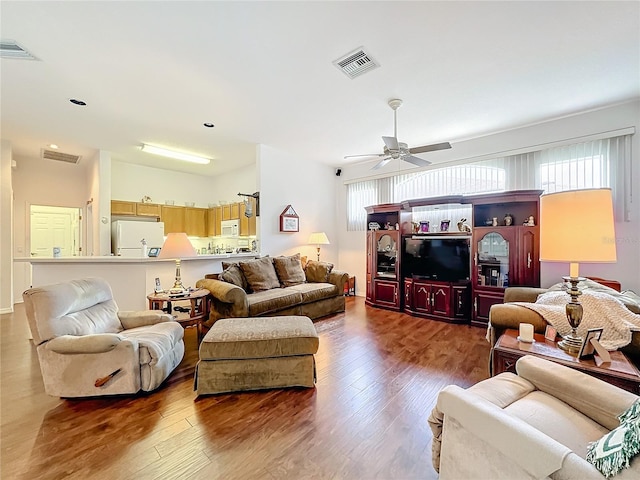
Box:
left=382, top=136, right=399, bottom=151
left=402, top=155, right=431, bottom=167
left=409, top=142, right=452, bottom=154
left=343, top=153, right=386, bottom=159
left=372, top=157, right=392, bottom=170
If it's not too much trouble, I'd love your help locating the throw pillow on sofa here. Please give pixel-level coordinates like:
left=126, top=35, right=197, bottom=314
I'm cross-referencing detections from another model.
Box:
left=273, top=253, right=306, bottom=287
left=219, top=264, right=248, bottom=291
left=305, top=260, right=334, bottom=283
left=239, top=257, right=281, bottom=292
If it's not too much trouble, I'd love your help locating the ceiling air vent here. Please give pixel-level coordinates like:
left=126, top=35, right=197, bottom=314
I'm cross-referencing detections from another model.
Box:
left=41, top=149, right=82, bottom=164
left=333, top=47, right=380, bottom=79
left=0, top=40, right=37, bottom=60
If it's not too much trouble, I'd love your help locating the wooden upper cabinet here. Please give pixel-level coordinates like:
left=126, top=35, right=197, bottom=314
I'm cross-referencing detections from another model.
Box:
left=185, top=207, right=207, bottom=237
left=239, top=199, right=257, bottom=236
left=239, top=203, right=249, bottom=236
left=111, top=200, right=136, bottom=216
left=161, top=205, right=185, bottom=234
left=222, top=205, right=231, bottom=221
left=206, top=208, right=217, bottom=237
left=230, top=202, right=240, bottom=220
left=136, top=203, right=161, bottom=217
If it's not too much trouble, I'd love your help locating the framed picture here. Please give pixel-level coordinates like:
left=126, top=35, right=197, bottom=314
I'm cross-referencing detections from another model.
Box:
left=578, top=328, right=604, bottom=358
left=279, top=205, right=299, bottom=232
left=544, top=325, right=557, bottom=341
left=154, top=277, right=163, bottom=293
left=148, top=247, right=161, bottom=257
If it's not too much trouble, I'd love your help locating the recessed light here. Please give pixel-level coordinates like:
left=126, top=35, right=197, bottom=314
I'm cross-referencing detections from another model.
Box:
left=203, top=123, right=214, bottom=128
left=69, top=98, right=86, bottom=106
left=49, top=144, right=59, bottom=149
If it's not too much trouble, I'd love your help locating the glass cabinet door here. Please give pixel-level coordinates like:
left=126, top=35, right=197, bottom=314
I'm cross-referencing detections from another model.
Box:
left=476, top=231, right=510, bottom=288
left=376, top=232, right=398, bottom=279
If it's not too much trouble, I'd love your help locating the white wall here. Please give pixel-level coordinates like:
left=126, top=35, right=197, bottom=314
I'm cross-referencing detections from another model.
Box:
left=257, top=145, right=339, bottom=264
left=111, top=160, right=256, bottom=207
left=0, top=140, right=14, bottom=313
left=11, top=153, right=91, bottom=301
left=338, top=101, right=640, bottom=294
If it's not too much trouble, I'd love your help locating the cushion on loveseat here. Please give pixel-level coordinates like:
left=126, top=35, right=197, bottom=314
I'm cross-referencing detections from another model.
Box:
left=240, top=257, right=280, bottom=291
left=247, top=289, right=304, bottom=316
left=273, top=253, right=306, bottom=287
left=305, top=260, right=333, bottom=283
left=289, top=283, right=338, bottom=304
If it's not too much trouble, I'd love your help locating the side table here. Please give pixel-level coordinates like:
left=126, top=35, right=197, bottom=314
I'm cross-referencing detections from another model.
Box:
left=147, top=289, right=210, bottom=343
left=493, top=329, right=640, bottom=394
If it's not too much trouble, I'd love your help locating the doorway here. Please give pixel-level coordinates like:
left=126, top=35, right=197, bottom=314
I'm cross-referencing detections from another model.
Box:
left=30, top=205, right=82, bottom=257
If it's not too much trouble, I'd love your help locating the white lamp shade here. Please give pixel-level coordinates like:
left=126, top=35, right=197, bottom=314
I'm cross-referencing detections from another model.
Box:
left=540, top=188, right=616, bottom=263
left=158, top=232, right=197, bottom=259
left=308, top=232, right=330, bottom=245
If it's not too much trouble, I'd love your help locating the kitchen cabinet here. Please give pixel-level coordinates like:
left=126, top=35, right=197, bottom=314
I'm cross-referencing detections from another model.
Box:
left=207, top=207, right=222, bottom=237
left=161, top=205, right=185, bottom=234
left=239, top=199, right=257, bottom=236
left=111, top=200, right=136, bottom=216
left=222, top=204, right=231, bottom=221
left=185, top=207, right=207, bottom=237
left=136, top=203, right=161, bottom=217
left=231, top=202, right=240, bottom=220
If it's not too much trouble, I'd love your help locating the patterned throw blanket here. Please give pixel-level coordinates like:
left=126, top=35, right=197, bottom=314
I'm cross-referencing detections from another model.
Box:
left=515, top=291, right=640, bottom=350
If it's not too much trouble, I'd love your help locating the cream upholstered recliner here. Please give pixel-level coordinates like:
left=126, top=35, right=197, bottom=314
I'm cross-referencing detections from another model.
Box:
left=429, top=356, right=640, bottom=479
left=23, top=278, right=185, bottom=397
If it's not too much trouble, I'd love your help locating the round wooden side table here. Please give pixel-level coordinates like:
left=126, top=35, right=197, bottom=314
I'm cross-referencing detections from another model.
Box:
left=147, top=288, right=210, bottom=343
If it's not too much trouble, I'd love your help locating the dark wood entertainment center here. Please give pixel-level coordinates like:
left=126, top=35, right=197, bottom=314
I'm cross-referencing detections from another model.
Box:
left=365, top=190, right=542, bottom=326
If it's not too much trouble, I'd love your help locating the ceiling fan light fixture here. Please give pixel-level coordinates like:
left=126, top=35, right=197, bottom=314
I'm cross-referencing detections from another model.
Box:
left=141, top=144, right=211, bottom=165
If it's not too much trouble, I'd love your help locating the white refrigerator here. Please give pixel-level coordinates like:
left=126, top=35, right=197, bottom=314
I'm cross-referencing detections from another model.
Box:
left=111, top=220, right=165, bottom=257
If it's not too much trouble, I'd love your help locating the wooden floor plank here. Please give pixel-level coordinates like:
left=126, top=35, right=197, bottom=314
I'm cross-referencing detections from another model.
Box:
left=1, top=297, right=490, bottom=479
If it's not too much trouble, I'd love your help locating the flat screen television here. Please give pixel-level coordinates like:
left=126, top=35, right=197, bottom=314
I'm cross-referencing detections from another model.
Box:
left=403, top=236, right=471, bottom=282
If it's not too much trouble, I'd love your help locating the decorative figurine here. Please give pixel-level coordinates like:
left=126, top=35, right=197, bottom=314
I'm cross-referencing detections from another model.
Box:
left=492, top=217, right=498, bottom=227
left=457, top=218, right=471, bottom=233
left=504, top=214, right=514, bottom=226
left=524, top=215, right=535, bottom=226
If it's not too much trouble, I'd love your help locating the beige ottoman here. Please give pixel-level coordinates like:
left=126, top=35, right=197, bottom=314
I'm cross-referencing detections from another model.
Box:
left=195, top=316, right=319, bottom=395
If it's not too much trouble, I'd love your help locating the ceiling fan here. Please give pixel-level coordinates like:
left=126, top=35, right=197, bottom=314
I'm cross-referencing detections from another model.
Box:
left=344, top=99, right=452, bottom=170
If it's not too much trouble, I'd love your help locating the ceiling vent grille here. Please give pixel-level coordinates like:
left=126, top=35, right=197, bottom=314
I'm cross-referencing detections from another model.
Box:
left=0, top=40, right=37, bottom=60
left=41, top=149, right=82, bottom=164
left=333, top=47, right=380, bottom=79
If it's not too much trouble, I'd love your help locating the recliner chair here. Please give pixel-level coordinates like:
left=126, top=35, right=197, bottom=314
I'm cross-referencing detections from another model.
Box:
left=23, top=277, right=185, bottom=397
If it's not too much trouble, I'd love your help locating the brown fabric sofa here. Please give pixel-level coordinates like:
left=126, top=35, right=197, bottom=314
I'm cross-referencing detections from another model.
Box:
left=196, top=255, right=349, bottom=330
left=488, top=280, right=640, bottom=369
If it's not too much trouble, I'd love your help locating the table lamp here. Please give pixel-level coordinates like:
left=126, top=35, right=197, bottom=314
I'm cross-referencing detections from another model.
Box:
left=540, top=188, right=617, bottom=354
left=308, top=232, right=330, bottom=261
left=158, top=232, right=197, bottom=294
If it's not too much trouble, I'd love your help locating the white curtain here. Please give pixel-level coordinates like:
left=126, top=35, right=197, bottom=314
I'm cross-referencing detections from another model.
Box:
left=345, top=134, right=632, bottom=230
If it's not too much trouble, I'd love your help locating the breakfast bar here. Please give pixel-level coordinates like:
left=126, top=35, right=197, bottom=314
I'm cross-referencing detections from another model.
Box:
left=15, top=253, right=258, bottom=311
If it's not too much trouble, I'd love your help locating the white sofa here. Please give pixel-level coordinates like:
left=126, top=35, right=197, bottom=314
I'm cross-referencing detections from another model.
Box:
left=429, top=356, right=640, bottom=479
left=23, top=277, right=185, bottom=397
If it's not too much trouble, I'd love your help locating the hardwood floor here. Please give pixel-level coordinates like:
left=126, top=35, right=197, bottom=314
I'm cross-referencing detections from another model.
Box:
left=1, top=297, right=490, bottom=479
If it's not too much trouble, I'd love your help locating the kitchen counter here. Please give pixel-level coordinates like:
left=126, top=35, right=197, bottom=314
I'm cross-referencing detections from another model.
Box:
left=18, top=253, right=259, bottom=310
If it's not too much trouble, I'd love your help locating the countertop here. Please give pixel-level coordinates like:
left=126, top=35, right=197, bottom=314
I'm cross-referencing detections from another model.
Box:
left=14, top=253, right=259, bottom=263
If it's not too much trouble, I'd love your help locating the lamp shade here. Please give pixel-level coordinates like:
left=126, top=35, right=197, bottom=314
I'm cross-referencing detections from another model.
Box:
left=540, top=188, right=616, bottom=263
left=308, top=232, right=330, bottom=245
left=158, top=232, right=197, bottom=259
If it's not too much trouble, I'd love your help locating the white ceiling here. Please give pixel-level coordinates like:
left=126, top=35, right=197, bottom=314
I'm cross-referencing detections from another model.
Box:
left=2, top=1, right=638, bottom=177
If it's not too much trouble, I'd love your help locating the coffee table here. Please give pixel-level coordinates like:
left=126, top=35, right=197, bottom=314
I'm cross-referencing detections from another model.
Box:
left=493, top=329, right=640, bottom=394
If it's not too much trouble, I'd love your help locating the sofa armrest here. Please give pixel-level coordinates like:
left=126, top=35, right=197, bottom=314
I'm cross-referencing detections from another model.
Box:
left=46, top=334, right=127, bottom=354
left=195, top=278, right=249, bottom=324
left=118, top=311, right=174, bottom=329
left=503, top=286, right=548, bottom=303
left=436, top=384, right=571, bottom=478
left=328, top=270, right=349, bottom=291
left=516, top=356, right=638, bottom=431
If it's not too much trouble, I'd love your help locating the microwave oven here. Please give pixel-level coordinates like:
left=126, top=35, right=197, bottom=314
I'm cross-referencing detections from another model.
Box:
left=221, top=219, right=240, bottom=237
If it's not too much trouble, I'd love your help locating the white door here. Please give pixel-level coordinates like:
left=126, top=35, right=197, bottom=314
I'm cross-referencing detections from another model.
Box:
left=30, top=205, right=82, bottom=257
